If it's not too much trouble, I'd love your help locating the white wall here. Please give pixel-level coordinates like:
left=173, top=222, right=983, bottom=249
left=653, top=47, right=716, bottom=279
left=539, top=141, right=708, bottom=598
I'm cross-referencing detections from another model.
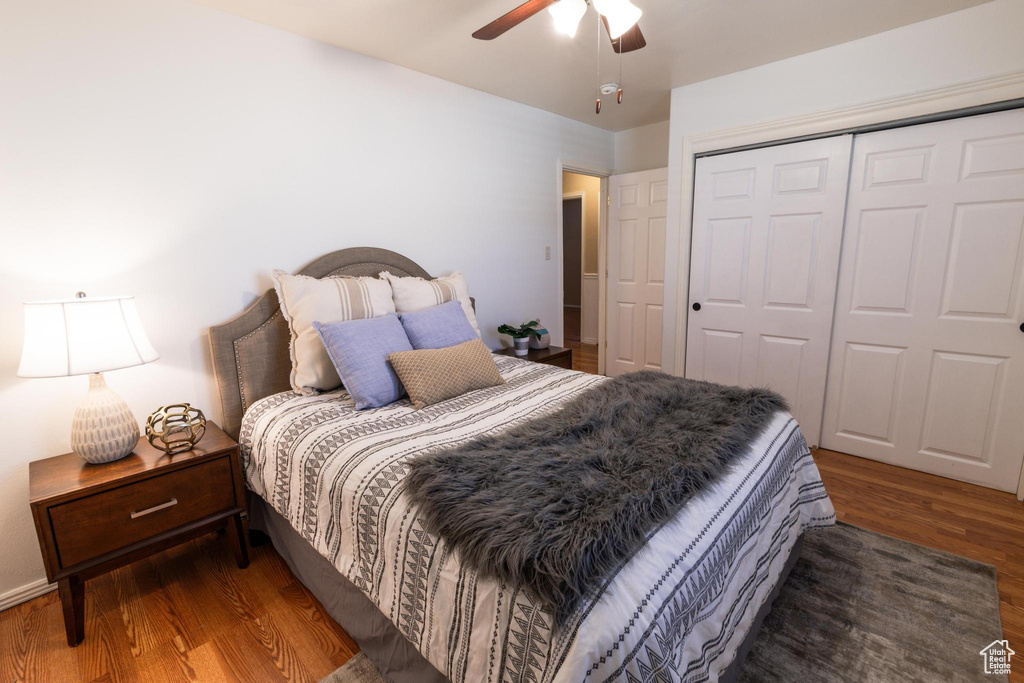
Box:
left=614, top=120, right=669, bottom=174
left=661, top=0, right=1024, bottom=375
left=0, top=0, right=613, bottom=603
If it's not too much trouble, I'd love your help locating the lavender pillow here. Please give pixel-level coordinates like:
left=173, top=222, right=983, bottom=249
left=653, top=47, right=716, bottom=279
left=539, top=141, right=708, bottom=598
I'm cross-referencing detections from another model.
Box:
left=313, top=314, right=413, bottom=409
left=398, top=300, right=478, bottom=350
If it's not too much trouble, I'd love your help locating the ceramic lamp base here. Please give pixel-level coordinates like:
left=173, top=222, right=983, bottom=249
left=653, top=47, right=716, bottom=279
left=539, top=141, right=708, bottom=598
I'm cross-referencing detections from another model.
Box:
left=71, top=373, right=140, bottom=464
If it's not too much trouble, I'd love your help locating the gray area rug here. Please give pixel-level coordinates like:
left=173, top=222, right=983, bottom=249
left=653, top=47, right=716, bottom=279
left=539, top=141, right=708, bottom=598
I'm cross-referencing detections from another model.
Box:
left=321, top=523, right=1005, bottom=682
left=322, top=653, right=387, bottom=683
left=738, top=522, right=1005, bottom=683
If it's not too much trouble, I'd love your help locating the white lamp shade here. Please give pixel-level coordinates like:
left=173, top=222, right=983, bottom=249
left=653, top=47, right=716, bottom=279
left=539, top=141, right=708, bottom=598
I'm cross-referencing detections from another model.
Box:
left=548, top=0, right=588, bottom=37
left=17, top=296, right=159, bottom=378
left=592, top=0, right=642, bottom=39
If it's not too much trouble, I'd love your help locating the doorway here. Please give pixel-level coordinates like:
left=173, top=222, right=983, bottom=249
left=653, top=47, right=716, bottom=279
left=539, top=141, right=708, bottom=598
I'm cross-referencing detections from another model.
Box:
left=562, top=196, right=583, bottom=338
left=561, top=170, right=602, bottom=374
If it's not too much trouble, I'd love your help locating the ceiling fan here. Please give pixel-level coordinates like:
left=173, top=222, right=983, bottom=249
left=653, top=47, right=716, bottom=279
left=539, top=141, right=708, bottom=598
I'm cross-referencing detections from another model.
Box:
left=473, top=0, right=647, bottom=54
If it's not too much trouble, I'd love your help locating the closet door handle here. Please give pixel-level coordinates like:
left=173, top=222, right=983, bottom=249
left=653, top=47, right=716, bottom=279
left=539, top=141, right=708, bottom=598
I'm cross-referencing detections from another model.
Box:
left=692, top=302, right=701, bottom=312
left=1020, top=322, right=1024, bottom=333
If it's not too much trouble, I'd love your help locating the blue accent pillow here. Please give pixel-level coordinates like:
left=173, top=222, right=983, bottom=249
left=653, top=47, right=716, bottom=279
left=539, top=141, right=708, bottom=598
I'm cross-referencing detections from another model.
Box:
left=313, top=314, right=413, bottom=410
left=399, top=300, right=479, bottom=350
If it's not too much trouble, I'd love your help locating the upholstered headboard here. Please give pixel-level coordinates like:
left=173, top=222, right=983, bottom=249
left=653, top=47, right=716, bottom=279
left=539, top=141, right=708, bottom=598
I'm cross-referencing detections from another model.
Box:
left=208, top=247, right=433, bottom=440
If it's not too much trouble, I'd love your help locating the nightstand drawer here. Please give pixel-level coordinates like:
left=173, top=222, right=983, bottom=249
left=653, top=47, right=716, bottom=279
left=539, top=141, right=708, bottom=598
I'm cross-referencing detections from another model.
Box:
left=548, top=354, right=573, bottom=370
left=49, top=457, right=238, bottom=569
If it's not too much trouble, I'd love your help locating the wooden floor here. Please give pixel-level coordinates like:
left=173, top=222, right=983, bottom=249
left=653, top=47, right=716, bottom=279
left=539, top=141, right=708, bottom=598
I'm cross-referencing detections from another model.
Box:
left=3, top=456, right=1021, bottom=682
left=0, top=533, right=358, bottom=682
left=565, top=339, right=598, bottom=374
left=564, top=305, right=581, bottom=343
left=563, top=306, right=598, bottom=374
left=814, top=448, right=1024, bottom=682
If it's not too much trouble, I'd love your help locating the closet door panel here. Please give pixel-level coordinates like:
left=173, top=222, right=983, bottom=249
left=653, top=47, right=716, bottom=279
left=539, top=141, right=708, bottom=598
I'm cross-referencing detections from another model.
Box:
left=821, top=108, right=1024, bottom=491
left=687, top=136, right=853, bottom=446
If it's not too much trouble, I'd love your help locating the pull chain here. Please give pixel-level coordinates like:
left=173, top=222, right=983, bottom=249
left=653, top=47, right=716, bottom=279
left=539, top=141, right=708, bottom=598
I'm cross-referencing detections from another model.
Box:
left=617, top=45, right=623, bottom=104
left=595, top=12, right=601, bottom=114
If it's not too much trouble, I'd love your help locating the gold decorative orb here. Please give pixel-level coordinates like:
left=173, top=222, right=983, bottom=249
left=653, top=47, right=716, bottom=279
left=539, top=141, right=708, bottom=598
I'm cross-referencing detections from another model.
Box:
left=146, top=403, right=206, bottom=455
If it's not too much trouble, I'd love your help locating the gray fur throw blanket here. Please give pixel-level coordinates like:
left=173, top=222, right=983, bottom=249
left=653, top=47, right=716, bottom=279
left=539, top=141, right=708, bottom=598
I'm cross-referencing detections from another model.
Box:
left=403, top=370, right=788, bottom=625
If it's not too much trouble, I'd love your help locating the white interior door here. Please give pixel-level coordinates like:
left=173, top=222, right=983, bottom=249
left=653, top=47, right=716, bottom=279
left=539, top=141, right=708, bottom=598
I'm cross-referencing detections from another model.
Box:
left=685, top=136, right=854, bottom=446
left=821, top=108, right=1024, bottom=491
left=606, top=168, right=668, bottom=376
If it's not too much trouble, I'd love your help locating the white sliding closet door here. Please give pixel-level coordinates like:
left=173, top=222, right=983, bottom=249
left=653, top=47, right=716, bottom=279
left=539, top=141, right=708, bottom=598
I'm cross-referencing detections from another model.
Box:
left=686, top=136, right=853, bottom=446
left=821, top=109, right=1024, bottom=491
left=606, top=168, right=668, bottom=376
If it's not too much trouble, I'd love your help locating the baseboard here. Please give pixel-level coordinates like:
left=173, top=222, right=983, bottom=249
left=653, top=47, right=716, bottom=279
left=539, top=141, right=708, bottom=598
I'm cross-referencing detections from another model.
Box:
left=581, top=336, right=599, bottom=345
left=0, top=577, right=56, bottom=612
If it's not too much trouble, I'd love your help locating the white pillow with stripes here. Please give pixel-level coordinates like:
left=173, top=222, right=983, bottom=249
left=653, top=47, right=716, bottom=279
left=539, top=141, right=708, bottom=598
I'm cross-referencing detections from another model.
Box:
left=272, top=270, right=395, bottom=394
left=379, top=271, right=481, bottom=337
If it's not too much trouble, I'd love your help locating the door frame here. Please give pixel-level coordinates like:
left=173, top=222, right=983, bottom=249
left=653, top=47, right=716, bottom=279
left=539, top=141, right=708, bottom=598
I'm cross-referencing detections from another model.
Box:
left=557, top=158, right=613, bottom=374
left=669, top=71, right=1024, bottom=500
left=560, top=191, right=587, bottom=336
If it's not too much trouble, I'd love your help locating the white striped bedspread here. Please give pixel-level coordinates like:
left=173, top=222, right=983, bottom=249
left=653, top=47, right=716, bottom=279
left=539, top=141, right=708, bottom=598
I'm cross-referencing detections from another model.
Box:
left=239, top=355, right=835, bottom=683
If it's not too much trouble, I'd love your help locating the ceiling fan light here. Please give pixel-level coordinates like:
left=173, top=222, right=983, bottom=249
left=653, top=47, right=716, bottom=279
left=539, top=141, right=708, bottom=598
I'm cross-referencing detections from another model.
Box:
left=593, top=0, right=642, bottom=39
left=548, top=0, right=588, bottom=38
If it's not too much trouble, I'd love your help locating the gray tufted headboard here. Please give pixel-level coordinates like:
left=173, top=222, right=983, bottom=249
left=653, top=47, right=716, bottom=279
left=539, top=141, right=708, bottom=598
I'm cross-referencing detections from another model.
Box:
left=208, top=247, right=434, bottom=440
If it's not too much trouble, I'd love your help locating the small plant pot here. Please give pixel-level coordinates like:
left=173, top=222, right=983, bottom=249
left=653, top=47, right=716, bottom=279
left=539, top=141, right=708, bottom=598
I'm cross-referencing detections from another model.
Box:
left=529, top=328, right=550, bottom=350
left=513, top=337, right=530, bottom=356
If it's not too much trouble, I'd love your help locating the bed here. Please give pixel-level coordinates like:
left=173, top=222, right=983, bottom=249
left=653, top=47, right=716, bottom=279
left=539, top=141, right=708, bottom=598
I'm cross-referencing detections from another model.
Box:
left=209, top=247, right=835, bottom=682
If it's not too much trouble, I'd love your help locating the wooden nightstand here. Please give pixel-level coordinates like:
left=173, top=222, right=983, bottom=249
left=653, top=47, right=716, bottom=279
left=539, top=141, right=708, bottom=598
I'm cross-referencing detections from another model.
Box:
left=496, top=345, right=573, bottom=370
left=28, top=422, right=248, bottom=647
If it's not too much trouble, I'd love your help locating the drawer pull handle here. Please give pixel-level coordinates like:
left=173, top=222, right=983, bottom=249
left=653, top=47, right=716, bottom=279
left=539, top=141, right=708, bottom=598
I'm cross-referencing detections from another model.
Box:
left=130, top=498, right=178, bottom=519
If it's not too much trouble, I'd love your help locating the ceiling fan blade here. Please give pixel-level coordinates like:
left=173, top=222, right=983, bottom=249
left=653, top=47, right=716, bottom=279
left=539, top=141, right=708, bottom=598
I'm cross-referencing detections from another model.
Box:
left=473, top=0, right=559, bottom=40
left=602, top=16, right=647, bottom=53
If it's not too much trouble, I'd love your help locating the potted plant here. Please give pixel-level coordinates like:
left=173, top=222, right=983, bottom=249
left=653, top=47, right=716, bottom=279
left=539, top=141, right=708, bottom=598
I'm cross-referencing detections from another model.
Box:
left=498, top=320, right=542, bottom=356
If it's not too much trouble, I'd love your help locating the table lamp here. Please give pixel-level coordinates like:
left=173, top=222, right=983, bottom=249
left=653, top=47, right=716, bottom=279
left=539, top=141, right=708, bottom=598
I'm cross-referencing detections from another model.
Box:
left=17, top=293, right=159, bottom=464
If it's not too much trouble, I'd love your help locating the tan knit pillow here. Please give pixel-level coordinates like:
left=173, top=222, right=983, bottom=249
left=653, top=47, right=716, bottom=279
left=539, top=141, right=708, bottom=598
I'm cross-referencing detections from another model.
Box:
left=389, top=339, right=504, bottom=409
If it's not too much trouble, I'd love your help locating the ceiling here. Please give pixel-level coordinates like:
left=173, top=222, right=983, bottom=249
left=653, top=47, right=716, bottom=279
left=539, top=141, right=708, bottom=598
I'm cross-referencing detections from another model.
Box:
left=195, top=0, right=991, bottom=131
